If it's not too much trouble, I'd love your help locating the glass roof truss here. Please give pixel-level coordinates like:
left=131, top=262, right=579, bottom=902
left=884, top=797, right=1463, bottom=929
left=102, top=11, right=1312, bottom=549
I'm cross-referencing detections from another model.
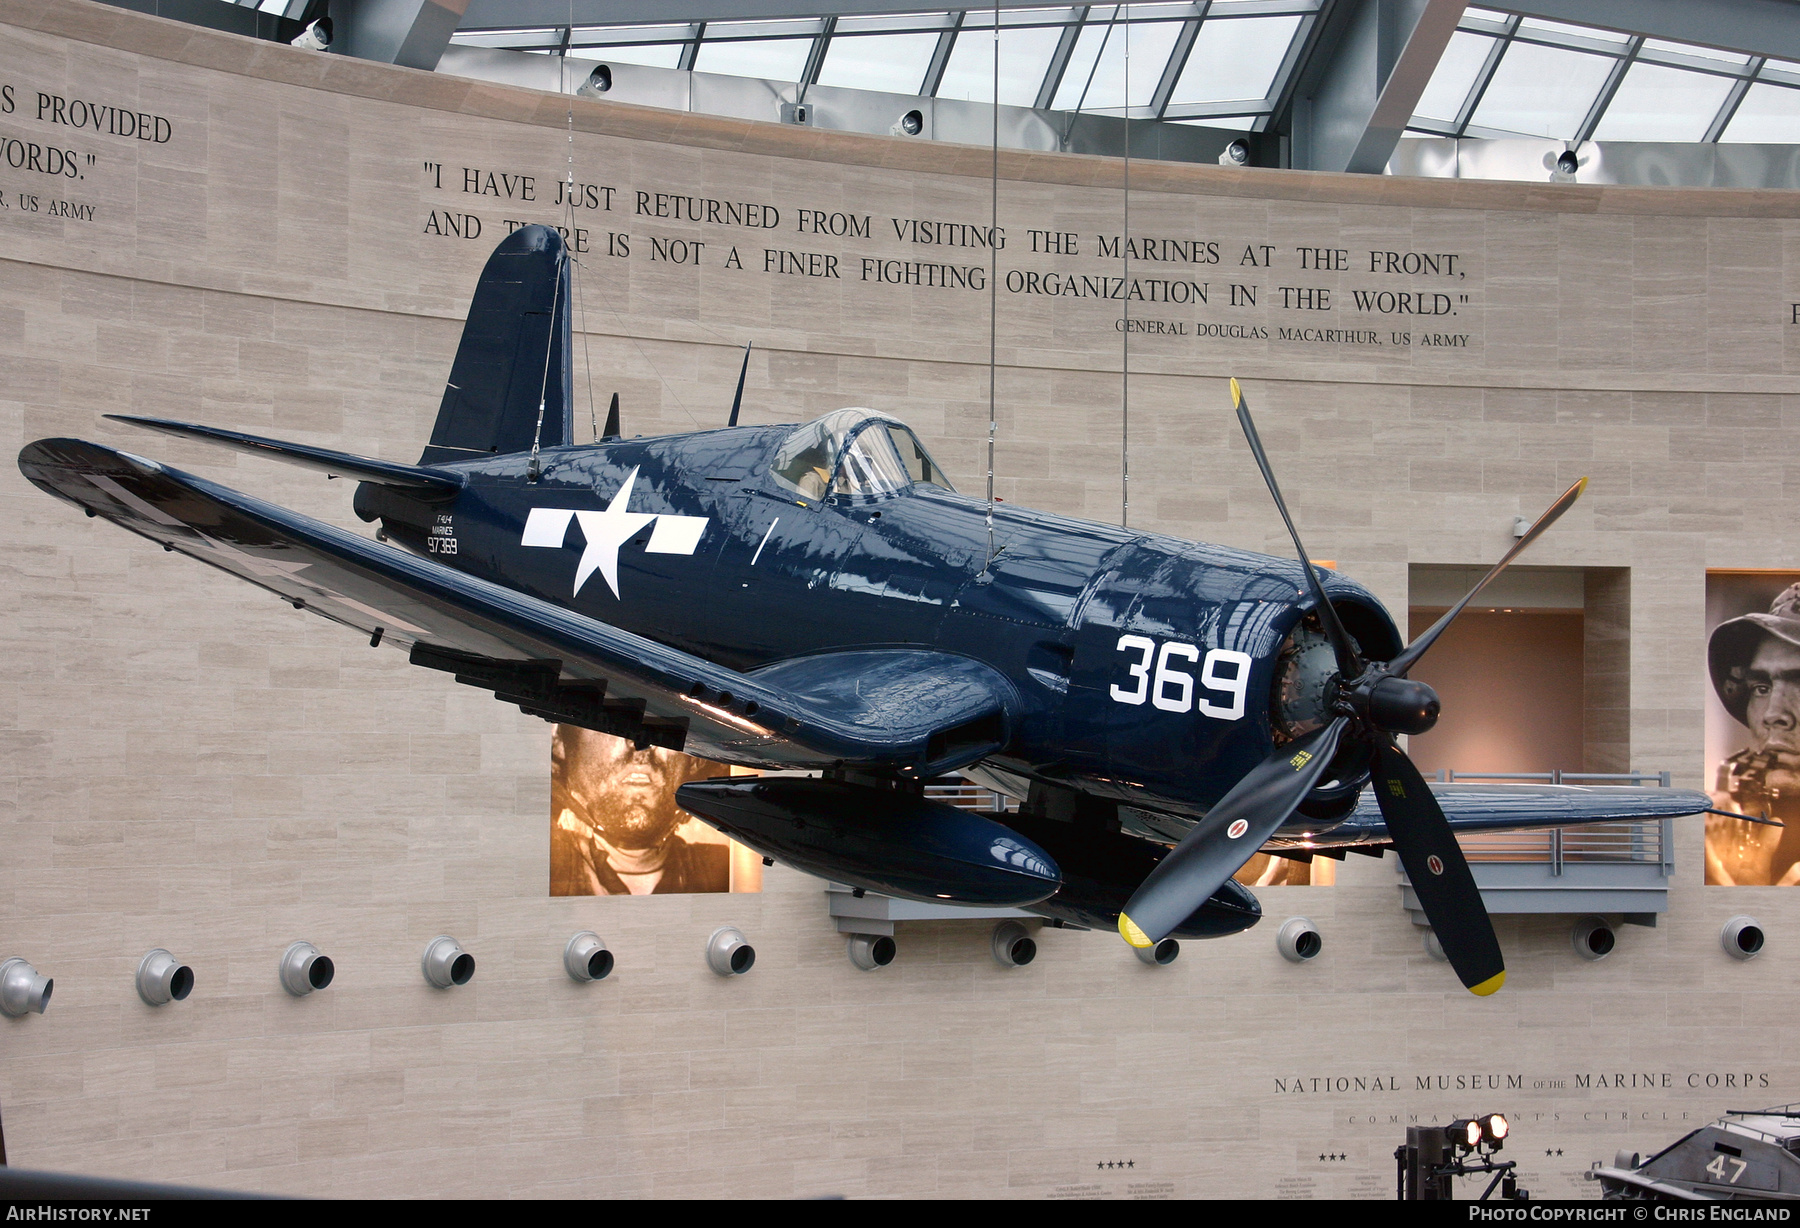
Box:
left=1406, top=6, right=1795, bottom=145
left=451, top=2, right=1321, bottom=127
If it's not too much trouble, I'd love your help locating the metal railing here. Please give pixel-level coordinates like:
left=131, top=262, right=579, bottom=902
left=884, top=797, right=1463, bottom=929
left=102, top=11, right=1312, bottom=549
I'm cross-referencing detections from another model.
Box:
left=1432, top=769, right=1675, bottom=875
left=929, top=771, right=1676, bottom=876
left=924, top=782, right=1016, bottom=813
left=1430, top=769, right=1672, bottom=788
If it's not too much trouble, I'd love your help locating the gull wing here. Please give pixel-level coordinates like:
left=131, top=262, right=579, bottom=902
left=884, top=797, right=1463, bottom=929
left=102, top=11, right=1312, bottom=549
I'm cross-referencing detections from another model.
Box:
left=18, top=437, right=1015, bottom=774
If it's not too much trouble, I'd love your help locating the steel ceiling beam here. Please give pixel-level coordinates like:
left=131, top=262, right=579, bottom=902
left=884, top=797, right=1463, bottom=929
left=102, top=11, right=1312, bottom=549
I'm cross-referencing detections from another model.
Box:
left=336, top=0, right=472, bottom=70
left=1292, top=0, right=1465, bottom=174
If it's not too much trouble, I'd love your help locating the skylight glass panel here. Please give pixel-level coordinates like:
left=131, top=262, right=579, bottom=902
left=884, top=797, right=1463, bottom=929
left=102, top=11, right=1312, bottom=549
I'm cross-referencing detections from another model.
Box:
left=937, top=24, right=1065, bottom=106
left=693, top=36, right=814, bottom=82
left=575, top=42, right=685, bottom=70
left=1719, top=82, right=1800, bottom=142
left=959, top=7, right=1080, bottom=29
left=816, top=32, right=942, bottom=95
left=569, top=23, right=696, bottom=46
left=1411, top=30, right=1495, bottom=123
left=705, top=20, right=823, bottom=40
left=1086, top=3, right=1198, bottom=20
left=1168, top=15, right=1302, bottom=106
left=453, top=29, right=561, bottom=50
left=1467, top=40, right=1613, bottom=139
left=1590, top=62, right=1735, bottom=141
left=1171, top=115, right=1259, bottom=129
left=835, top=13, right=953, bottom=34
left=1459, top=7, right=1512, bottom=33
left=1640, top=38, right=1752, bottom=68
left=1052, top=17, right=1184, bottom=112
left=1516, top=17, right=1628, bottom=48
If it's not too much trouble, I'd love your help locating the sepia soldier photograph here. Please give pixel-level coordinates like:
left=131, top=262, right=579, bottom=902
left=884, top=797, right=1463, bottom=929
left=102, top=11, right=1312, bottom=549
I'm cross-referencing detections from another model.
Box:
left=550, top=725, right=759, bottom=896
left=1706, top=576, right=1800, bottom=885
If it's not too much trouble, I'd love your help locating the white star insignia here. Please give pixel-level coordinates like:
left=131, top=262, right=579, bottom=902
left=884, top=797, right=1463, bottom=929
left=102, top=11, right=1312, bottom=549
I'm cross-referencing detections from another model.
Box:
left=521, top=467, right=708, bottom=600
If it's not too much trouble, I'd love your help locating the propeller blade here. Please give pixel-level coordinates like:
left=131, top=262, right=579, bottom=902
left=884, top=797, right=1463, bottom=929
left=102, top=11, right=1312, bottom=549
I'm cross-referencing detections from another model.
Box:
left=727, top=342, right=752, bottom=427
left=602, top=392, right=621, bottom=441
left=1388, top=476, right=1588, bottom=677
left=1120, top=717, right=1348, bottom=947
left=1230, top=378, right=1361, bottom=680
left=1369, top=740, right=1505, bottom=996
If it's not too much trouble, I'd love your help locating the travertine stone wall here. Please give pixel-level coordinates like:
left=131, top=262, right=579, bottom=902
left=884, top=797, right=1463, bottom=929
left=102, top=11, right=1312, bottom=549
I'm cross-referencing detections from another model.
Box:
left=1, top=0, right=1798, bottom=1200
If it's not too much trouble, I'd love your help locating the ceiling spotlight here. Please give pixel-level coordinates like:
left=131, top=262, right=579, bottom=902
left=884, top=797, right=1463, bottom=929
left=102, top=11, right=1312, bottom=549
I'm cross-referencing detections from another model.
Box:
left=137, top=949, right=194, bottom=1006
left=1219, top=139, right=1250, bottom=167
left=892, top=109, right=924, bottom=137
left=421, top=935, right=474, bottom=988
left=564, top=931, right=613, bottom=982
left=290, top=17, right=331, bottom=52
left=1551, top=148, right=1579, bottom=183
left=578, top=65, right=613, bottom=97
left=279, top=941, right=334, bottom=997
left=0, top=958, right=51, bottom=1017
left=706, top=926, right=756, bottom=976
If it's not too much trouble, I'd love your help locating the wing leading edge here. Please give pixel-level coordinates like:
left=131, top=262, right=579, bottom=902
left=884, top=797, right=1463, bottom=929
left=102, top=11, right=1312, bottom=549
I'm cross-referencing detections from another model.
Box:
left=1342, top=781, right=1711, bottom=839
left=18, top=437, right=1015, bottom=775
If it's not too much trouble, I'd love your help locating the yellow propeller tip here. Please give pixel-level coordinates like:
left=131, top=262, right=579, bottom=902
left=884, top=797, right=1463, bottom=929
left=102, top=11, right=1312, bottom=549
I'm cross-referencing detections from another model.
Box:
left=1118, top=913, right=1154, bottom=948
left=1574, top=475, right=1590, bottom=496
left=1229, top=377, right=1242, bottom=408
left=1468, top=970, right=1506, bottom=997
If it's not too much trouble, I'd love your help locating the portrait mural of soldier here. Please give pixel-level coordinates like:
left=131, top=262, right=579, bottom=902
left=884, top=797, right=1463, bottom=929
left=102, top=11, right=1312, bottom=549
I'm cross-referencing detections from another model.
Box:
left=1706, top=572, right=1800, bottom=886
left=550, top=725, right=762, bottom=896
left=1233, top=852, right=1335, bottom=887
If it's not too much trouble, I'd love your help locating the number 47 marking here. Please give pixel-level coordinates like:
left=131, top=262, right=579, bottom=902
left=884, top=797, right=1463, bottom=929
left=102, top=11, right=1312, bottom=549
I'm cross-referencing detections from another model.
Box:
left=1705, top=1153, right=1748, bottom=1184
left=1110, top=635, right=1252, bottom=721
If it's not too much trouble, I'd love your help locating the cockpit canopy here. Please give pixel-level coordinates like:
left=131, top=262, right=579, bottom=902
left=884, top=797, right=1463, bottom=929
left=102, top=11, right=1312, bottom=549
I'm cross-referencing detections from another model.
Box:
left=770, top=408, right=956, bottom=500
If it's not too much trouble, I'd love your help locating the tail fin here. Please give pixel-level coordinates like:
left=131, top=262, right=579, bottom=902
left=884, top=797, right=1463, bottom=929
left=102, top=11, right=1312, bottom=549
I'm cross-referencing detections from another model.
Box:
left=421, top=225, right=572, bottom=465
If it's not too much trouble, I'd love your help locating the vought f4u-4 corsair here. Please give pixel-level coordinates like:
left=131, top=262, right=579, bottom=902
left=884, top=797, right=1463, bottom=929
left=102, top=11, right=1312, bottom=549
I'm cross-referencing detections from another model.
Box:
left=20, top=225, right=1712, bottom=995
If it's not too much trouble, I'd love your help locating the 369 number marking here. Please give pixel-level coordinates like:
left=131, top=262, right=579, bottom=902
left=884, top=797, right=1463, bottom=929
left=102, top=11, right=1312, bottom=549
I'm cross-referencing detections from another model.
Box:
left=1109, top=635, right=1252, bottom=720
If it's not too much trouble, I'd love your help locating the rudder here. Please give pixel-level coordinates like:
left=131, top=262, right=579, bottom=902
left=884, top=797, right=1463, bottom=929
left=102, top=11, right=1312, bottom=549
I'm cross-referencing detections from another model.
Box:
left=422, top=224, right=572, bottom=464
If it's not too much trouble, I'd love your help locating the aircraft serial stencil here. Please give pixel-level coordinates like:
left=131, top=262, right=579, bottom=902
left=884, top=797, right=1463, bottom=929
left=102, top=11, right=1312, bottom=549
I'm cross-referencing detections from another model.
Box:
left=19, top=224, right=1720, bottom=995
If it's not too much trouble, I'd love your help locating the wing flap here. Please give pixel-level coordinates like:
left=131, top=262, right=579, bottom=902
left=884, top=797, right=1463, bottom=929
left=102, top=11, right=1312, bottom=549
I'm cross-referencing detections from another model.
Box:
left=19, top=437, right=1014, bottom=772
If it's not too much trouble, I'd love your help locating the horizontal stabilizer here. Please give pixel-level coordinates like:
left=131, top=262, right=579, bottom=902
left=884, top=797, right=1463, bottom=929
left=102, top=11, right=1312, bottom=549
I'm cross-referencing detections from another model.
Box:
left=105, top=415, right=463, bottom=498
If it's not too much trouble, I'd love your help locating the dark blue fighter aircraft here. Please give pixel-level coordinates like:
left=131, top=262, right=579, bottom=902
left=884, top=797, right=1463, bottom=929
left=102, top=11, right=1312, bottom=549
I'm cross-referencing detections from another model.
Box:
left=20, top=225, right=1711, bottom=995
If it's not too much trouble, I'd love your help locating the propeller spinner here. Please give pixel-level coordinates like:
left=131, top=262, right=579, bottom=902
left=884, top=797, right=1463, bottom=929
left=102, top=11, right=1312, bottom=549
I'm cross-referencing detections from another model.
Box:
left=1118, top=378, right=1588, bottom=997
